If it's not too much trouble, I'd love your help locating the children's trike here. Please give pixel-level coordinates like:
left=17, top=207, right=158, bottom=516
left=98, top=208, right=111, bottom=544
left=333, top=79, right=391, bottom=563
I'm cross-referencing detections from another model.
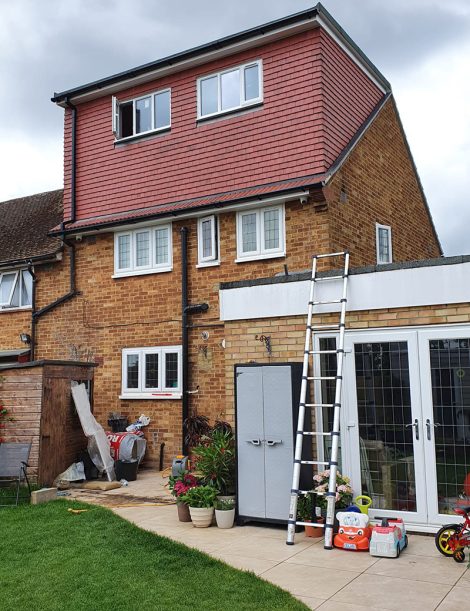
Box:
left=435, top=506, right=470, bottom=563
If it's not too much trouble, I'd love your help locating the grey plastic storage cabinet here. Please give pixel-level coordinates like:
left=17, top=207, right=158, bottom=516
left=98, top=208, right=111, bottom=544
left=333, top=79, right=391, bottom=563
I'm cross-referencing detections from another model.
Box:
left=235, top=363, right=311, bottom=524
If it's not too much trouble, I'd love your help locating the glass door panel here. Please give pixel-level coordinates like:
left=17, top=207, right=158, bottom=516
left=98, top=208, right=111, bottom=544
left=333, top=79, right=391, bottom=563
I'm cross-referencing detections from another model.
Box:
left=422, top=335, right=470, bottom=521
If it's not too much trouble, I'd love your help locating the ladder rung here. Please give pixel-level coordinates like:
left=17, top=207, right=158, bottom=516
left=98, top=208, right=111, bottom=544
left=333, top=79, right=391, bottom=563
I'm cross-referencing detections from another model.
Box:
left=306, top=376, right=335, bottom=381
left=300, top=460, right=329, bottom=466
left=314, top=251, right=346, bottom=259
left=302, top=431, right=331, bottom=437
left=298, top=490, right=326, bottom=496
left=308, top=350, right=339, bottom=355
left=295, top=521, right=326, bottom=527
left=305, top=403, right=335, bottom=408
left=312, top=299, right=343, bottom=305
left=313, top=275, right=344, bottom=281
left=309, top=325, right=341, bottom=330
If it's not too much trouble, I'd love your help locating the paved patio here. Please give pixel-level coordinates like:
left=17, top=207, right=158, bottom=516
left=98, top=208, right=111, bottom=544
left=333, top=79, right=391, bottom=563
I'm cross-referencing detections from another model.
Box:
left=69, top=470, right=470, bottom=610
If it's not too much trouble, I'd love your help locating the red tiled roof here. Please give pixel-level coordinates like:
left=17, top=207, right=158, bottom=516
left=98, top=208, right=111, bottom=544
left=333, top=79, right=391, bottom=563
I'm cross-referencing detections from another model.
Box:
left=54, top=174, right=326, bottom=234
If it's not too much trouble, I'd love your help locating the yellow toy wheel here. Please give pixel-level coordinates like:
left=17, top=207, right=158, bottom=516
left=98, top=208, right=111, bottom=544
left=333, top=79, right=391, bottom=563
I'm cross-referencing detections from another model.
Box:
left=435, top=525, right=461, bottom=557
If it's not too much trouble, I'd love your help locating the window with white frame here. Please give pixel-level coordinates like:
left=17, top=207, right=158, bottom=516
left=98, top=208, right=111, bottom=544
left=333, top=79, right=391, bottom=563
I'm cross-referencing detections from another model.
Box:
left=0, top=269, right=33, bottom=310
left=197, top=60, right=262, bottom=119
left=112, top=89, right=171, bottom=140
left=121, top=346, right=182, bottom=398
left=114, top=224, right=172, bottom=277
left=197, top=215, right=219, bottom=266
left=376, top=223, right=393, bottom=264
left=236, top=204, right=285, bottom=261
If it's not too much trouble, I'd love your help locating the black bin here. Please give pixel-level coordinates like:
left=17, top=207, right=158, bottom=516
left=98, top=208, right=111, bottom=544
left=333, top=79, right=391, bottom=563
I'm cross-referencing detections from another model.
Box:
left=108, top=417, right=128, bottom=432
left=115, top=459, right=138, bottom=481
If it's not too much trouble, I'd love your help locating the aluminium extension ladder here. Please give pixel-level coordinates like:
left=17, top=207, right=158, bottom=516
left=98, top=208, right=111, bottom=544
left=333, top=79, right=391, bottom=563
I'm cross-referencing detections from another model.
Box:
left=286, top=251, right=349, bottom=549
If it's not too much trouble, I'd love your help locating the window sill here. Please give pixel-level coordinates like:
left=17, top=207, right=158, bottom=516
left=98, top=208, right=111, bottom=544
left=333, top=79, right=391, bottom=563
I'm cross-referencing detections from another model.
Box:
left=0, top=306, right=32, bottom=314
left=197, top=101, right=263, bottom=125
left=235, top=252, right=285, bottom=263
left=114, top=127, right=171, bottom=146
left=196, top=260, right=220, bottom=269
left=120, top=393, right=182, bottom=400
left=113, top=267, right=172, bottom=279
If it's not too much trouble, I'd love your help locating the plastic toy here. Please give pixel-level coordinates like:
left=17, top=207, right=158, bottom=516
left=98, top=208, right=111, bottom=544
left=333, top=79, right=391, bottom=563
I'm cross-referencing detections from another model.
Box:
left=334, top=512, right=372, bottom=551
left=435, top=505, right=470, bottom=563
left=355, top=495, right=372, bottom=514
left=369, top=517, right=407, bottom=558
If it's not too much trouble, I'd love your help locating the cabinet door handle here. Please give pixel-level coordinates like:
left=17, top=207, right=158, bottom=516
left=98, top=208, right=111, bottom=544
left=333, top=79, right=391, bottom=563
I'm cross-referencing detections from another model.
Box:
left=266, top=439, right=282, bottom=447
left=406, top=419, right=419, bottom=440
left=426, top=419, right=431, bottom=441
left=247, top=439, right=261, bottom=446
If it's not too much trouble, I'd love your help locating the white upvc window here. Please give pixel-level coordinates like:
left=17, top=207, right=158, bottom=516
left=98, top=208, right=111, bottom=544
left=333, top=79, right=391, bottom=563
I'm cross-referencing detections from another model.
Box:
left=197, top=215, right=219, bottom=267
left=0, top=269, right=33, bottom=310
left=121, top=346, right=182, bottom=399
left=114, top=224, right=173, bottom=277
left=197, top=60, right=263, bottom=120
left=376, top=223, right=393, bottom=264
left=112, top=88, right=171, bottom=141
left=236, top=204, right=285, bottom=262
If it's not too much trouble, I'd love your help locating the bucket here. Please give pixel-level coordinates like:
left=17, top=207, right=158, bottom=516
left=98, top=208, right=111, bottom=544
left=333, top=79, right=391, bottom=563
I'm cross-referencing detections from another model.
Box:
left=115, top=459, right=138, bottom=481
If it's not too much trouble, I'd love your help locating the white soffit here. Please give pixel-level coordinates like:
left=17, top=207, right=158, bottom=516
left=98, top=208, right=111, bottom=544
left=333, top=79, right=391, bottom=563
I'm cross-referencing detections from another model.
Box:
left=219, top=261, right=470, bottom=321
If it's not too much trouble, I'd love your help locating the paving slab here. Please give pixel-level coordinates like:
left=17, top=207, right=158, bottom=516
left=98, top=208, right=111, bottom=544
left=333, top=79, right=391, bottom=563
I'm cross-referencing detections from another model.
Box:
left=436, top=586, right=470, bottom=610
left=261, top=562, right=359, bottom=600
left=364, top=553, right=467, bottom=586
left=330, top=573, right=452, bottom=611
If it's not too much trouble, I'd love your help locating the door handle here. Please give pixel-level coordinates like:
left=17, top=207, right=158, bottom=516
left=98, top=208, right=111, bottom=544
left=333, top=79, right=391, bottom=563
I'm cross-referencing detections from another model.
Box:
left=266, top=439, right=282, bottom=446
left=426, top=419, right=441, bottom=441
left=406, top=419, right=419, bottom=440
left=247, top=439, right=261, bottom=446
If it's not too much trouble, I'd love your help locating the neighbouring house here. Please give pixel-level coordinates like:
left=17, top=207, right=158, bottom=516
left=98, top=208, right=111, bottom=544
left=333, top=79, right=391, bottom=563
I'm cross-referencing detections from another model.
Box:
left=4, top=4, right=469, bottom=530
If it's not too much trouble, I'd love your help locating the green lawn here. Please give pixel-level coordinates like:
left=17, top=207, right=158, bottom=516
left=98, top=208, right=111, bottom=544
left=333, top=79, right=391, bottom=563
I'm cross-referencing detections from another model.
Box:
left=0, top=500, right=307, bottom=611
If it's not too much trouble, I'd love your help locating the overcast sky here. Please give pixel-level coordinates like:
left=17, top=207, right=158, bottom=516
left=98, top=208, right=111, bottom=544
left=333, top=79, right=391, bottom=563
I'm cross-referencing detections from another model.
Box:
left=0, top=0, right=469, bottom=255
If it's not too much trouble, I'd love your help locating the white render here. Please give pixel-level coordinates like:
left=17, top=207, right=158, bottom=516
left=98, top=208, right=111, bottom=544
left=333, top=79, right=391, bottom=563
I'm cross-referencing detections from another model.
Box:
left=220, top=260, right=470, bottom=321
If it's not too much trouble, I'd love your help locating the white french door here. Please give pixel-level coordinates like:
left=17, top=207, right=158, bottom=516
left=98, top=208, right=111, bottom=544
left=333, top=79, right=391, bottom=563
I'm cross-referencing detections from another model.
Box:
left=334, top=325, right=470, bottom=530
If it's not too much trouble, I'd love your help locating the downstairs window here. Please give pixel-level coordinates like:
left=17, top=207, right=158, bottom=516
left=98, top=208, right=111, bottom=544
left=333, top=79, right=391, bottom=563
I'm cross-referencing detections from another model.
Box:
left=121, top=346, right=182, bottom=399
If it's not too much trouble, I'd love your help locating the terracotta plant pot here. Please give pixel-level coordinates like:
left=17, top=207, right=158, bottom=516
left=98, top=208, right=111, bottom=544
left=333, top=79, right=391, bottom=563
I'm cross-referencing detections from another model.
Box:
left=305, top=517, right=325, bottom=538
left=215, top=508, right=235, bottom=529
left=189, top=506, right=214, bottom=528
left=176, top=501, right=191, bottom=522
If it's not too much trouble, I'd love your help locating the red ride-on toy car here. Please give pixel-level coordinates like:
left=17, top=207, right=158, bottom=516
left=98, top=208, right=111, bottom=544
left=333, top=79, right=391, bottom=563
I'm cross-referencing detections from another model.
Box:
left=435, top=505, right=470, bottom=563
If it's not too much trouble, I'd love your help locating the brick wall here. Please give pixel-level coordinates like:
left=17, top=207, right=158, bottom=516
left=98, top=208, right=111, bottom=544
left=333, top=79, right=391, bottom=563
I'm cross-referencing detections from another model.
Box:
left=325, top=98, right=441, bottom=266
left=222, top=303, right=470, bottom=425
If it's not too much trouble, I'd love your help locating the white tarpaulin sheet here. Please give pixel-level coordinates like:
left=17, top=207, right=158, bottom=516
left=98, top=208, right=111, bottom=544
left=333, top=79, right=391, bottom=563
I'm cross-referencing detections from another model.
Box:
left=71, top=382, right=115, bottom=481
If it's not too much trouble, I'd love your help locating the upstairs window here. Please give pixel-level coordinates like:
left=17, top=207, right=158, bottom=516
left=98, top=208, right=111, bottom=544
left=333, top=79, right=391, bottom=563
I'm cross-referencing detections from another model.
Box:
left=121, top=346, right=182, bottom=398
left=197, top=215, right=219, bottom=266
left=0, top=269, right=33, bottom=310
left=112, top=89, right=171, bottom=140
left=197, top=60, right=262, bottom=119
left=376, top=223, right=393, bottom=264
left=236, top=204, right=285, bottom=262
left=114, top=224, right=172, bottom=277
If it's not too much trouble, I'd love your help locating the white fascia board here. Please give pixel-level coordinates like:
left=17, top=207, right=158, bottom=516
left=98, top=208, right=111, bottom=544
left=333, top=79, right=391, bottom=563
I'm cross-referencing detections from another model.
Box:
left=220, top=261, right=470, bottom=321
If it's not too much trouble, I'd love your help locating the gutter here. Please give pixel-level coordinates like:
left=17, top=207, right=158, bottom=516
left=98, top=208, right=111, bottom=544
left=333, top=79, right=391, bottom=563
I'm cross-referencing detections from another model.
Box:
left=0, top=249, right=62, bottom=272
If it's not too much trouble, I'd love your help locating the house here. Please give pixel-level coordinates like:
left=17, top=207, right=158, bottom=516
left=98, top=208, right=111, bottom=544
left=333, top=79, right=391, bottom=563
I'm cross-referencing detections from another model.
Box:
left=10, top=4, right=467, bottom=530
left=0, top=190, right=66, bottom=364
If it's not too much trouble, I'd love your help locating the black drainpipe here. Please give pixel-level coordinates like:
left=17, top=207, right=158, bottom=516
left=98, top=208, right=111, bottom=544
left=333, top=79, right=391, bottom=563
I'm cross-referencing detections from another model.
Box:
left=181, top=227, right=189, bottom=455
left=31, top=234, right=79, bottom=359
left=30, top=98, right=79, bottom=359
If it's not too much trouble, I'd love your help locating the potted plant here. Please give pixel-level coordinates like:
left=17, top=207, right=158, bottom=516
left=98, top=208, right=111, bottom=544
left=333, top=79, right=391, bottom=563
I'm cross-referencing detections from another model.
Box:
left=180, top=485, right=218, bottom=528
left=214, top=498, right=235, bottom=529
left=168, top=472, right=199, bottom=522
left=312, top=470, right=353, bottom=528
left=297, top=493, right=325, bottom=538
left=192, top=429, right=236, bottom=499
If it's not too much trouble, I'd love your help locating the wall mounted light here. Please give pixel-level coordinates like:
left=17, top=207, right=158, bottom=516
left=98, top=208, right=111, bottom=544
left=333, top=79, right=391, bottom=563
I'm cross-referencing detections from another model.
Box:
left=19, top=333, right=31, bottom=344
